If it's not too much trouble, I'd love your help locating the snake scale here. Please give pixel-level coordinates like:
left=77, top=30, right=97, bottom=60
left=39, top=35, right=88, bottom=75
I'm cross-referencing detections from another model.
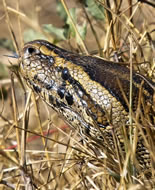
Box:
left=19, top=40, right=155, bottom=177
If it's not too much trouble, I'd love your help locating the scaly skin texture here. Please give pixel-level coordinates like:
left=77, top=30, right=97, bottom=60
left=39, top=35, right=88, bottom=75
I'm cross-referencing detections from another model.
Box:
left=19, top=40, right=155, bottom=173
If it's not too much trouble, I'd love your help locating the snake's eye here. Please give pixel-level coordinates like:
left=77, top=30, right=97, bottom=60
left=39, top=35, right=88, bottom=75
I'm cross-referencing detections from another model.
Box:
left=25, top=46, right=40, bottom=55
left=27, top=47, right=36, bottom=54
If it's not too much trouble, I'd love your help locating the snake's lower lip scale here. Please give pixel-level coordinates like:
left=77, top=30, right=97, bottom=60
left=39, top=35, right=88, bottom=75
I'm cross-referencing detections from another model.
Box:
left=19, top=39, right=155, bottom=176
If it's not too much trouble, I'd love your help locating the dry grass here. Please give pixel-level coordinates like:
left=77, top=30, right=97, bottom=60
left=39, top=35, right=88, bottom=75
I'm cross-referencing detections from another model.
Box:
left=0, top=0, right=155, bottom=189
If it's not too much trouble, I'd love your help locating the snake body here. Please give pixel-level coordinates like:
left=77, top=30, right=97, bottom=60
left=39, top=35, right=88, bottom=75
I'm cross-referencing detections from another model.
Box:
left=19, top=40, right=155, bottom=177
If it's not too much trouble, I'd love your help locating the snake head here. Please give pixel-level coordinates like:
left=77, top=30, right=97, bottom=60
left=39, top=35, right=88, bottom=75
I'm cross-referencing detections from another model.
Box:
left=19, top=40, right=65, bottom=99
left=19, top=40, right=75, bottom=107
left=20, top=40, right=56, bottom=80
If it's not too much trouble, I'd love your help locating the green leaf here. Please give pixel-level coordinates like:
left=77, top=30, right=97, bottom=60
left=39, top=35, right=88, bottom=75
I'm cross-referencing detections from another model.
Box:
left=66, top=8, right=76, bottom=38
left=43, top=8, right=87, bottom=43
left=44, top=8, right=78, bottom=41
left=84, top=0, right=105, bottom=20
left=43, top=24, right=67, bottom=40
left=24, top=29, right=47, bottom=42
left=66, top=8, right=87, bottom=43
left=76, top=21, right=87, bottom=43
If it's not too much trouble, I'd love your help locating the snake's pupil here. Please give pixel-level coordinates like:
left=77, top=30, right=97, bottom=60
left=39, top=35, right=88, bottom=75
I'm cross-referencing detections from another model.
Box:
left=27, top=47, right=36, bottom=54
